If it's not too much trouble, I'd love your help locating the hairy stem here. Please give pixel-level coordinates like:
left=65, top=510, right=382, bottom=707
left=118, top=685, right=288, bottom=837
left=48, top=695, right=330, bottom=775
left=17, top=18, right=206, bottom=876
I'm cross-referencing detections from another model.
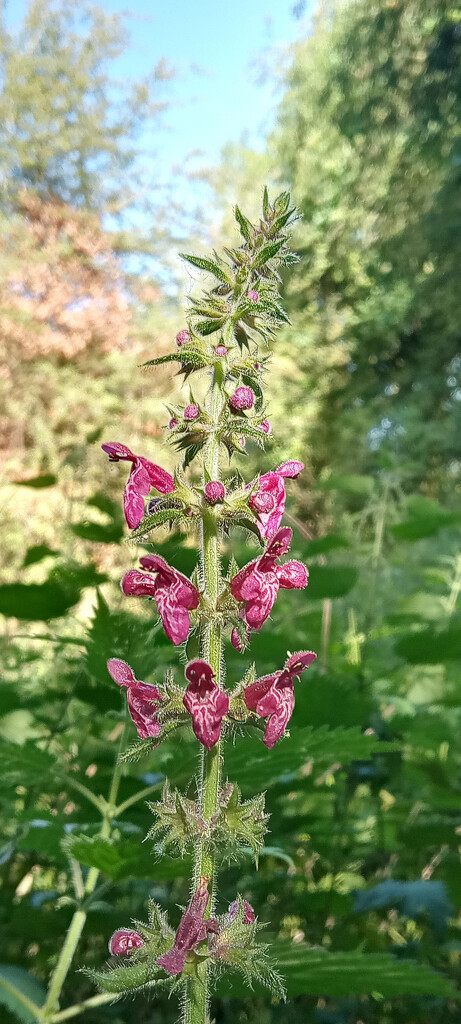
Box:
left=186, top=373, right=223, bottom=1024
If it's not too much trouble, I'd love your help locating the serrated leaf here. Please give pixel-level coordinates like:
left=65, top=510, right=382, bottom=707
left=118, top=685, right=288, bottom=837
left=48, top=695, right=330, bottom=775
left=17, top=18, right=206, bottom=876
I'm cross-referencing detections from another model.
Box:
left=180, top=252, right=232, bottom=284
left=216, top=945, right=456, bottom=998
left=234, top=205, right=253, bottom=242
left=129, top=507, right=184, bottom=539
left=195, top=318, right=226, bottom=336
left=65, top=834, right=191, bottom=880
left=141, top=353, right=181, bottom=367
left=225, top=725, right=395, bottom=792
left=252, top=239, right=286, bottom=268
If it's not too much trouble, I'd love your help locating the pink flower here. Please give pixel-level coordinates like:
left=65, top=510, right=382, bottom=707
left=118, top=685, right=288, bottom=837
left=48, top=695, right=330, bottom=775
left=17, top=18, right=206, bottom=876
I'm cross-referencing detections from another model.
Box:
left=168, top=417, right=178, bottom=429
left=108, top=929, right=145, bottom=955
left=248, top=460, right=304, bottom=539
left=228, top=899, right=255, bottom=924
left=157, top=877, right=218, bottom=976
left=176, top=329, right=191, bottom=347
left=101, top=442, right=174, bottom=529
left=204, top=480, right=225, bottom=504
left=214, top=345, right=228, bottom=357
left=230, top=527, right=308, bottom=632
left=183, top=660, right=229, bottom=750
left=184, top=403, right=199, bottom=421
left=247, top=289, right=259, bottom=303
left=257, top=419, right=271, bottom=435
left=244, top=650, right=317, bottom=749
left=107, top=659, right=163, bottom=739
left=228, top=386, right=255, bottom=412
left=121, top=555, right=200, bottom=646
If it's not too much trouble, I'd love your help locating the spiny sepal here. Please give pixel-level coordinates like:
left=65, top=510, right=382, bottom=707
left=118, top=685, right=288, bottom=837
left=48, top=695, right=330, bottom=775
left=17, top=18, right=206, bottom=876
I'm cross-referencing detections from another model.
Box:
left=218, top=783, right=269, bottom=862
left=146, top=781, right=207, bottom=854
left=84, top=902, right=175, bottom=995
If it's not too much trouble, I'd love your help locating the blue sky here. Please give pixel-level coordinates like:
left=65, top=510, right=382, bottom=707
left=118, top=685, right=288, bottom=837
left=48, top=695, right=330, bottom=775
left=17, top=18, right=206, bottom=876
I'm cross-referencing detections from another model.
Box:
left=7, top=0, right=313, bottom=188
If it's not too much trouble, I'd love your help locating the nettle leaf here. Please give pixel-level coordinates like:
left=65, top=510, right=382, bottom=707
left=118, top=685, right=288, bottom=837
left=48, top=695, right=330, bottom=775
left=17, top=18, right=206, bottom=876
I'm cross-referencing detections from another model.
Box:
left=234, top=204, right=254, bottom=242
left=394, top=623, right=461, bottom=663
left=353, top=879, right=452, bottom=935
left=216, top=945, right=455, bottom=998
left=390, top=498, right=460, bottom=541
left=65, top=834, right=190, bottom=880
left=141, top=352, right=181, bottom=367
left=180, top=252, right=233, bottom=285
left=307, top=566, right=358, bottom=600
left=0, top=965, right=46, bottom=1023
left=0, top=740, right=55, bottom=784
left=84, top=590, right=166, bottom=685
left=225, top=725, right=394, bottom=793
left=71, top=520, right=124, bottom=543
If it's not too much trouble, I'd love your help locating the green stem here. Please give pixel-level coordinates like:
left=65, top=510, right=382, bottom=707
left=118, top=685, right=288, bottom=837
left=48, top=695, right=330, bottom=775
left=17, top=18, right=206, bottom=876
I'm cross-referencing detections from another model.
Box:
left=41, top=708, right=129, bottom=1021
left=47, top=993, right=116, bottom=1023
left=115, top=781, right=162, bottom=816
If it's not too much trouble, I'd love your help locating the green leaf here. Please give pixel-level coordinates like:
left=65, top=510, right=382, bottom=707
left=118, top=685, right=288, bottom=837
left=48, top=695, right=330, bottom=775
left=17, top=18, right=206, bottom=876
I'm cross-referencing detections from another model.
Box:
left=0, top=564, right=107, bottom=621
left=84, top=590, right=166, bottom=685
left=13, top=474, right=57, bottom=488
left=141, top=352, right=181, bottom=367
left=252, top=238, right=286, bottom=268
left=65, top=834, right=191, bottom=880
left=0, top=965, right=45, bottom=1022
left=22, top=544, right=59, bottom=567
left=316, top=474, right=374, bottom=496
left=234, top=204, right=253, bottom=242
left=70, top=521, right=124, bottom=543
left=302, top=534, right=350, bottom=556
left=179, top=252, right=232, bottom=284
left=394, top=623, right=461, bottom=663
left=195, top=318, right=226, bottom=336
left=307, top=566, right=358, bottom=600
left=129, top=507, right=184, bottom=539
left=216, top=945, right=455, bottom=998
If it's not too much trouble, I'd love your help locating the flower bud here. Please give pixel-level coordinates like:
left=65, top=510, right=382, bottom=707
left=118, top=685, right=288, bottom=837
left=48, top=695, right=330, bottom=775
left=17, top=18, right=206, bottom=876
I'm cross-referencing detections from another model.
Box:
left=228, top=899, right=255, bottom=924
left=258, top=419, right=271, bottom=434
left=176, top=329, right=191, bottom=348
left=215, top=345, right=228, bottom=357
left=168, top=417, right=178, bottom=429
left=204, top=481, right=225, bottom=504
left=109, top=929, right=145, bottom=956
left=184, top=403, right=199, bottom=421
left=229, top=386, right=255, bottom=412
left=231, top=628, right=243, bottom=652
left=247, top=289, right=259, bottom=303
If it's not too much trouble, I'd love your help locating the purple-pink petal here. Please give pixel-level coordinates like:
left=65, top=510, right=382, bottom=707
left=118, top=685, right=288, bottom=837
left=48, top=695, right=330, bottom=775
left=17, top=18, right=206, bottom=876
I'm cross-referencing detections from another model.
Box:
left=183, top=660, right=229, bottom=749
left=277, top=560, right=309, bottom=590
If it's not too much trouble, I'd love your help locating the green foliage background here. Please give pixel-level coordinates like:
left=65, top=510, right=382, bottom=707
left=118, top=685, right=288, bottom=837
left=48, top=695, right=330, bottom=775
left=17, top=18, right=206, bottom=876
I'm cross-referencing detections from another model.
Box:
left=1, top=1, right=461, bottom=1023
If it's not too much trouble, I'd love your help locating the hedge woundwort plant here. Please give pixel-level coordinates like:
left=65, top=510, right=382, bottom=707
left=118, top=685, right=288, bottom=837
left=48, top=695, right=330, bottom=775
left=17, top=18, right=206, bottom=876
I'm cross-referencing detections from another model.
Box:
left=91, top=189, right=316, bottom=1023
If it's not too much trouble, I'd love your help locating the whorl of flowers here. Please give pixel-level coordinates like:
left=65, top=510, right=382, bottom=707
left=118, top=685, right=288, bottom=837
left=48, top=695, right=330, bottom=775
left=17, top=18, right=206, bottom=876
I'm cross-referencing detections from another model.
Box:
left=95, top=190, right=314, bottom=1013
